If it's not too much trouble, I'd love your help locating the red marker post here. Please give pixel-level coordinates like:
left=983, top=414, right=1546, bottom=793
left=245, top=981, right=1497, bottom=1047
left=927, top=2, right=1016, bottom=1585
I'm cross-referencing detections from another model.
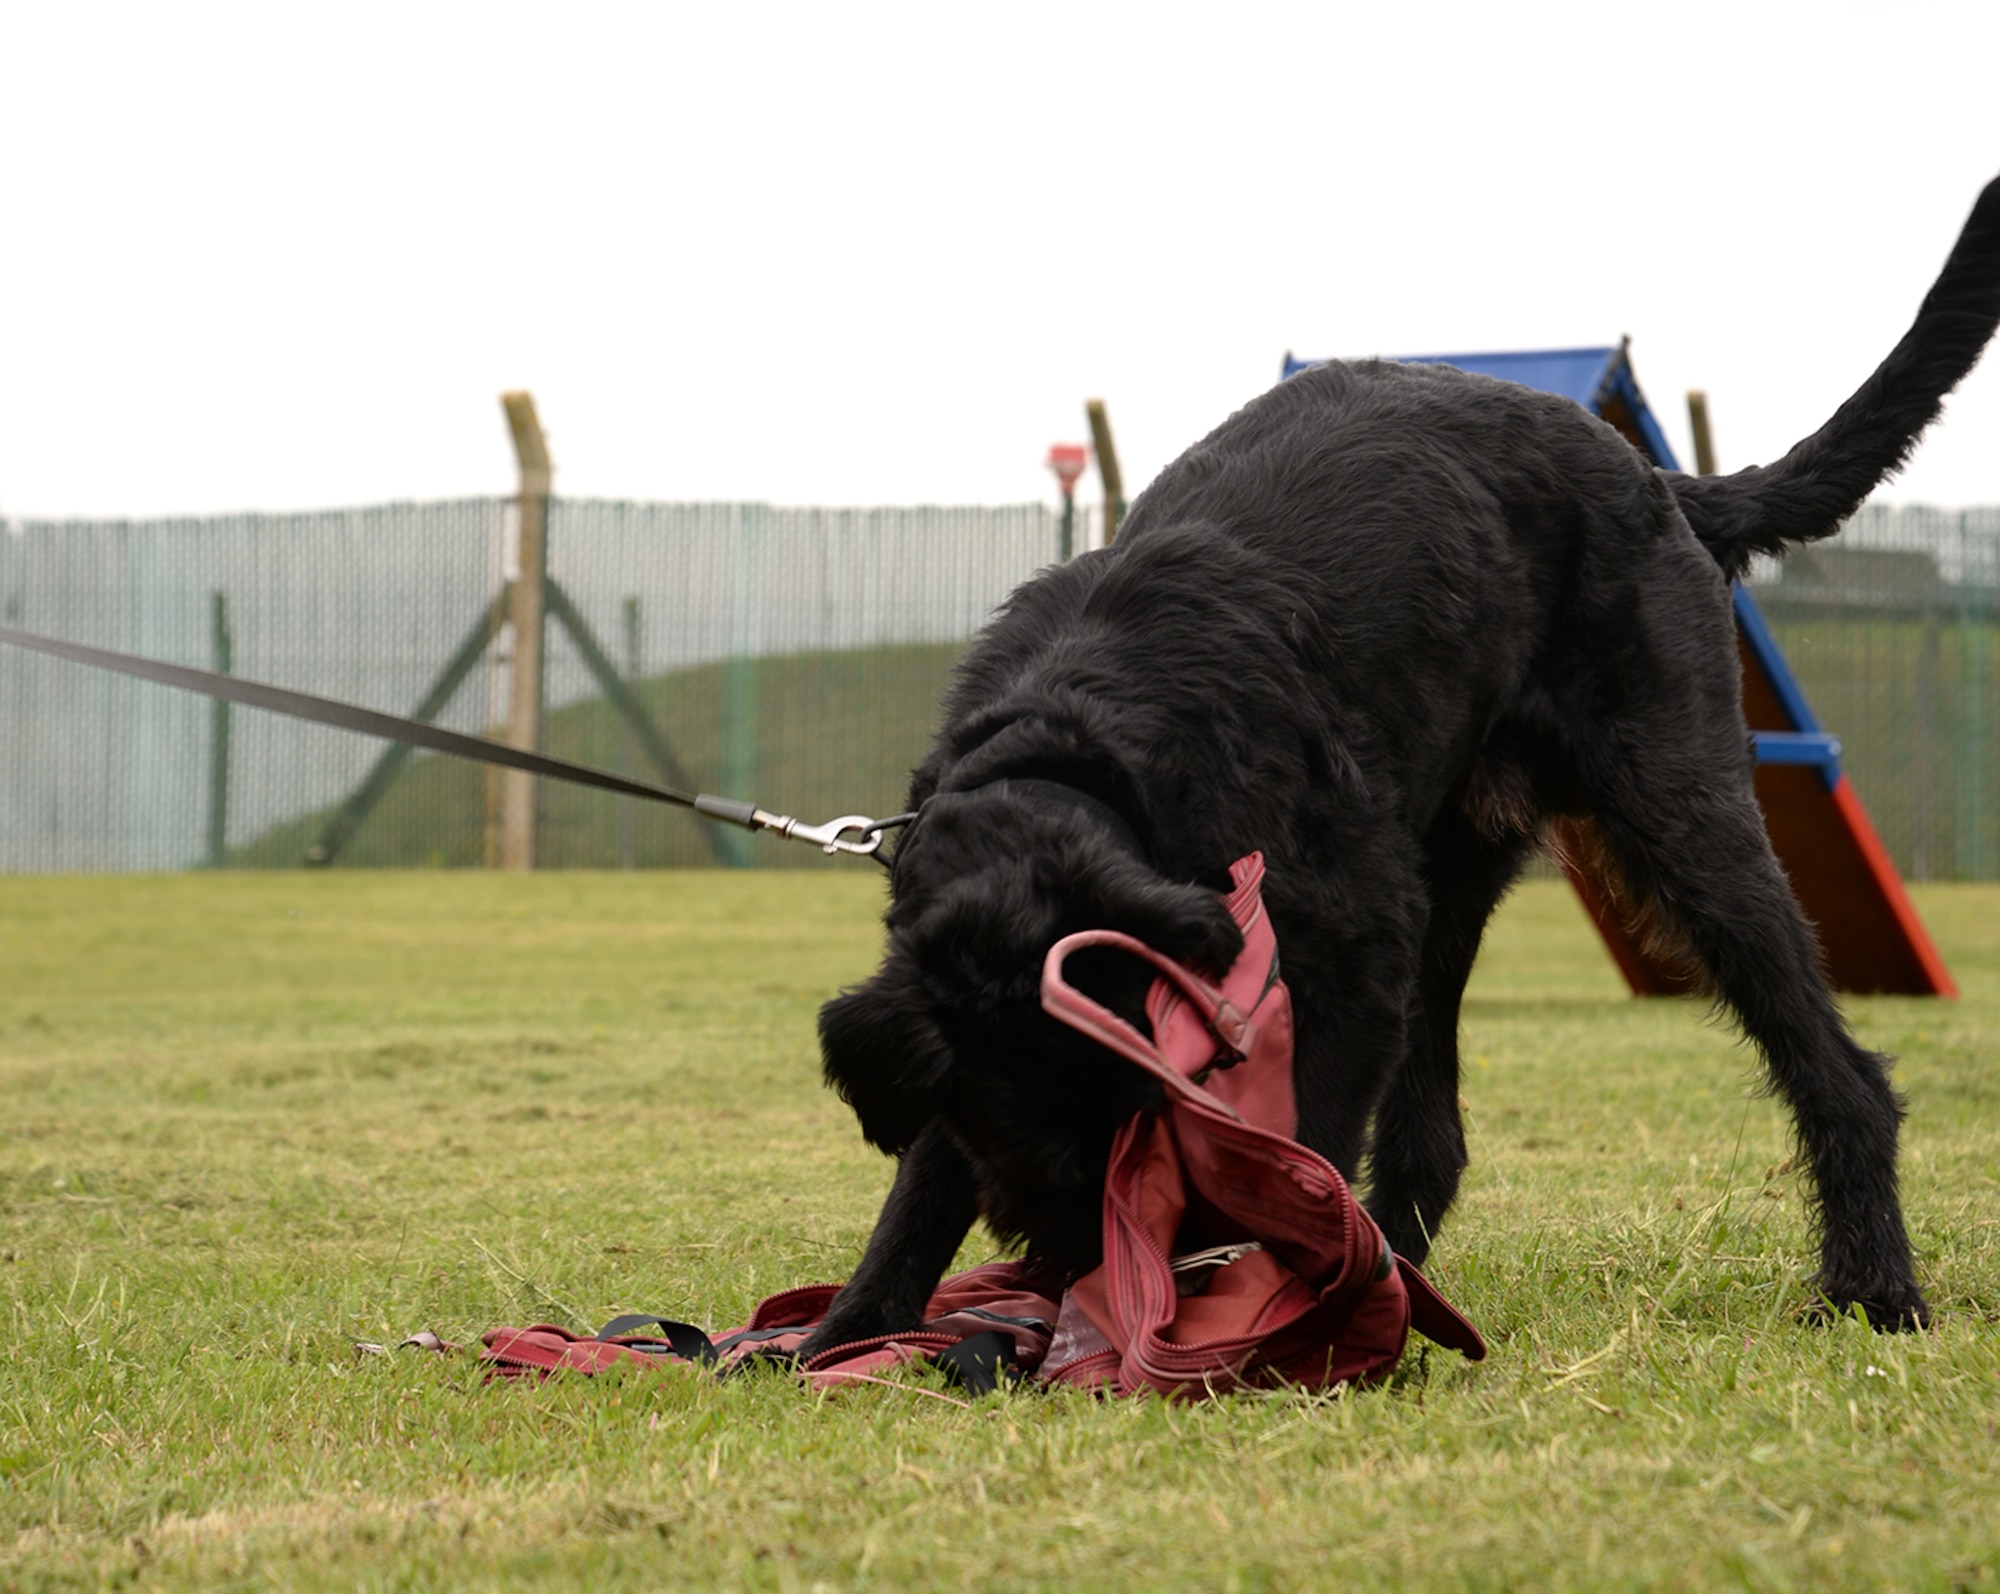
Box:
left=1047, top=442, right=1088, bottom=560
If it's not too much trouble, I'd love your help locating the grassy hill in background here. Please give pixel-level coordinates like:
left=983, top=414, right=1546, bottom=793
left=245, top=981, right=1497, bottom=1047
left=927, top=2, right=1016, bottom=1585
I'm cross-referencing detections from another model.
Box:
left=229, top=640, right=964, bottom=869
left=227, top=609, right=1998, bottom=876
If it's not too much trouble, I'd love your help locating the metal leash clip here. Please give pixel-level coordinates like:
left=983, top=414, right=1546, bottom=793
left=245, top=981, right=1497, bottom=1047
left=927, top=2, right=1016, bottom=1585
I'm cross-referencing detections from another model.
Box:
left=692, top=795, right=917, bottom=859
left=762, top=810, right=915, bottom=856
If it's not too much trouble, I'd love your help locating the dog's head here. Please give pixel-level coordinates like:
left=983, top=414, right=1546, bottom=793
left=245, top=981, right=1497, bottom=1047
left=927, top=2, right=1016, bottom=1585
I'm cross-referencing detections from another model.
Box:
left=818, top=787, right=1243, bottom=1267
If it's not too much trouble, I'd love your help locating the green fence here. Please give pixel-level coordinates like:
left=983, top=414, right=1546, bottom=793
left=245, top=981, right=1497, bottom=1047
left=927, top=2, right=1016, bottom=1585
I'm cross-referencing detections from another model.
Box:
left=0, top=500, right=1066, bottom=871
left=2, top=499, right=1994, bottom=876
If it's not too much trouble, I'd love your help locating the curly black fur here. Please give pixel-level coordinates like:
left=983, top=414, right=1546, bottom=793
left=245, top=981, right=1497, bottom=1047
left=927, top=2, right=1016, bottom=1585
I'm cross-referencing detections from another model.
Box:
left=803, top=177, right=2000, bottom=1352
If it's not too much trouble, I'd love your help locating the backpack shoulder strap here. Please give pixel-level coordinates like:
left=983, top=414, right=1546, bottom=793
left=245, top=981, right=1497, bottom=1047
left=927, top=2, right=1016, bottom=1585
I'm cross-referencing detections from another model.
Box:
left=1396, top=1259, right=1486, bottom=1360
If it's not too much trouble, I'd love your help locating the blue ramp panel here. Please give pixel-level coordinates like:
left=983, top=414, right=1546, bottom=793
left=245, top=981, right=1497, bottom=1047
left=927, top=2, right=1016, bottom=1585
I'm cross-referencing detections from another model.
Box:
left=1284, top=346, right=1620, bottom=409
left=1280, top=344, right=1954, bottom=996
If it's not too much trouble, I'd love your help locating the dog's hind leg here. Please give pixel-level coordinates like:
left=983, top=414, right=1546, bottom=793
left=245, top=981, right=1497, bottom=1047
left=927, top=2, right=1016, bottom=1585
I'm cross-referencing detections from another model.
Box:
left=1579, top=728, right=1928, bottom=1330
left=1283, top=866, right=1429, bottom=1194
left=1365, top=811, right=1535, bottom=1265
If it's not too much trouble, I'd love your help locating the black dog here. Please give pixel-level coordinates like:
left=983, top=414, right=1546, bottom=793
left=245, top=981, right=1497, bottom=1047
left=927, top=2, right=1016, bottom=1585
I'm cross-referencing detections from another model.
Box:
left=806, top=177, right=2000, bottom=1348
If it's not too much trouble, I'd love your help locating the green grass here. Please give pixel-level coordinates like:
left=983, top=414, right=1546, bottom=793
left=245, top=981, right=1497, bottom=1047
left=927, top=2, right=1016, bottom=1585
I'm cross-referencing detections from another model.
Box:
left=3, top=874, right=1998, bottom=1591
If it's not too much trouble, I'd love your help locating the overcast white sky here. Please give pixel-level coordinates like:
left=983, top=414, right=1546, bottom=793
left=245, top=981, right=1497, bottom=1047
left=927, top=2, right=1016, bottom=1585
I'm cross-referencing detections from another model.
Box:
left=2, top=2, right=1997, bottom=520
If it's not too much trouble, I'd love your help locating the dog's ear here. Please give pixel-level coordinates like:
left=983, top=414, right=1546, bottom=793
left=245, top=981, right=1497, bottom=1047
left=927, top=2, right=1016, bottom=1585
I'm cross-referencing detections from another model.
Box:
left=1085, top=854, right=1245, bottom=977
left=818, top=961, right=953, bottom=1156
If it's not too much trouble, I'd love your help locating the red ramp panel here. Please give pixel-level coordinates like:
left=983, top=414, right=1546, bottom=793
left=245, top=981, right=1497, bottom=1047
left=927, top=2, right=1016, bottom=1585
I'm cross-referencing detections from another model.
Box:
left=1731, top=601, right=1956, bottom=997
left=1756, top=765, right=1956, bottom=996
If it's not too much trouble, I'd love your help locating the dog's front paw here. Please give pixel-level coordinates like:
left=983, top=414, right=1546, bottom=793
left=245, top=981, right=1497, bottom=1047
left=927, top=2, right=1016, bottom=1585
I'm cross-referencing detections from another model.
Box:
left=794, top=1299, right=907, bottom=1362
left=1808, top=1275, right=1932, bottom=1333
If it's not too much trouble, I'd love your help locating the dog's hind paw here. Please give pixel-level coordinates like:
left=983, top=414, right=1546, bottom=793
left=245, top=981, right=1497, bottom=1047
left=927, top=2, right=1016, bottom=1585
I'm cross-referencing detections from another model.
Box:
left=1364, top=1202, right=1433, bottom=1270
left=1807, top=1277, right=1932, bottom=1333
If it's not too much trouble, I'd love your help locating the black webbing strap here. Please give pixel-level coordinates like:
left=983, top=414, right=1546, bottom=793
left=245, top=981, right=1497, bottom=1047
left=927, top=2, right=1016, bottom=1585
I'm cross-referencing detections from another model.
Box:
left=593, top=1314, right=720, bottom=1365
left=586, top=1316, right=1019, bottom=1389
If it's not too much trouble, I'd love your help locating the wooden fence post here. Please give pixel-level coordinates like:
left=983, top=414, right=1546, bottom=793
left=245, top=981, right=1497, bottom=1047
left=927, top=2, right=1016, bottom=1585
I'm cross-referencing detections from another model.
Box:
left=1686, top=390, right=1718, bottom=476
left=619, top=594, right=640, bottom=870
left=499, top=391, right=552, bottom=871
left=1086, top=399, right=1125, bottom=545
left=206, top=590, right=233, bottom=867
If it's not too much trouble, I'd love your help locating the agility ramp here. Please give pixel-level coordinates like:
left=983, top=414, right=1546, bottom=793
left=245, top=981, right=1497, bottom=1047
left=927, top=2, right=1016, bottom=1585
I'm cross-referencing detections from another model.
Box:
left=1280, top=345, right=1955, bottom=996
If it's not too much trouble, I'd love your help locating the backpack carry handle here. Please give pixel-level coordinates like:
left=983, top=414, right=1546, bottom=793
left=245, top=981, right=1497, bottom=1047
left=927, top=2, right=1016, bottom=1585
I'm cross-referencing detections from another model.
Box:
left=1040, top=929, right=1253, bottom=1099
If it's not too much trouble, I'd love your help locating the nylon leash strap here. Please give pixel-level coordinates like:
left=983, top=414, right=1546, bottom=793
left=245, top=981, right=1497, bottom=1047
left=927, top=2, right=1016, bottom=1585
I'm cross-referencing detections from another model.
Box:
left=0, top=624, right=912, bottom=860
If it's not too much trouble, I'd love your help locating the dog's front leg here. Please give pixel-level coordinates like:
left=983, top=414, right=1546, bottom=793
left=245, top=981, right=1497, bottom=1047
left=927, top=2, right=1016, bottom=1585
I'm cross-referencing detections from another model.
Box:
left=795, top=1119, right=977, bottom=1358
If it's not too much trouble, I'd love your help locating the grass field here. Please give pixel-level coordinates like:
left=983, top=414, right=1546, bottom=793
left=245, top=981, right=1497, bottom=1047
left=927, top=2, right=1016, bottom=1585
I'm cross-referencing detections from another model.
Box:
left=3, top=873, right=1998, bottom=1591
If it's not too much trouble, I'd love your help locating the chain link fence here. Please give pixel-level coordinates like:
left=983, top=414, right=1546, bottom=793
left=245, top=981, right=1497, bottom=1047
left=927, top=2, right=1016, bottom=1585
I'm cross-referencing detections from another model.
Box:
left=1745, top=503, right=2000, bottom=881
left=0, top=500, right=1068, bottom=871
left=2, top=498, right=1995, bottom=876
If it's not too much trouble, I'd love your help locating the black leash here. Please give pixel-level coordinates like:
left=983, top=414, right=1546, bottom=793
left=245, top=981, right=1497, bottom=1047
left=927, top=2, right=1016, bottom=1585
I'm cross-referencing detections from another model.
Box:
left=0, top=624, right=914, bottom=862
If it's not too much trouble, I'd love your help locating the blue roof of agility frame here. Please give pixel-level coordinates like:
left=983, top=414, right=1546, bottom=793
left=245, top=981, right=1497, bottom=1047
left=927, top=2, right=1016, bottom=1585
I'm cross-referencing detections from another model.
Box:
left=1279, top=343, right=1684, bottom=472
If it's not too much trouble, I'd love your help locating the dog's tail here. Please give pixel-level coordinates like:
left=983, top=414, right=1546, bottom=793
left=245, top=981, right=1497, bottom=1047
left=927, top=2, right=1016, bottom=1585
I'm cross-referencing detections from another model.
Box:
left=1670, top=175, right=2000, bottom=580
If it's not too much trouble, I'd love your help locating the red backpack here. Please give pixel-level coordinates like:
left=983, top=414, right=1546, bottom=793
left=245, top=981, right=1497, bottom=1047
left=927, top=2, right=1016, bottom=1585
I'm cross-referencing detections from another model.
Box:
left=477, top=854, right=1482, bottom=1395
